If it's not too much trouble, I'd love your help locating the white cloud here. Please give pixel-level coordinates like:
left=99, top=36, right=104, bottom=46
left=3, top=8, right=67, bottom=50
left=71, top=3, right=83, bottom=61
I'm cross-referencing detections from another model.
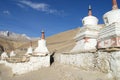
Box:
left=20, top=0, right=49, bottom=11
left=18, top=0, right=65, bottom=15
left=3, top=10, right=11, bottom=15
left=17, top=3, right=26, bottom=8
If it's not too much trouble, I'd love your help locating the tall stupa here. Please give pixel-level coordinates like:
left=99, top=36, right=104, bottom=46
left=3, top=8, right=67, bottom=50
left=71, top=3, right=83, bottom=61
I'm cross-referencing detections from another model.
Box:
left=98, top=0, right=120, bottom=49
left=34, top=30, right=49, bottom=56
left=71, top=5, right=101, bottom=52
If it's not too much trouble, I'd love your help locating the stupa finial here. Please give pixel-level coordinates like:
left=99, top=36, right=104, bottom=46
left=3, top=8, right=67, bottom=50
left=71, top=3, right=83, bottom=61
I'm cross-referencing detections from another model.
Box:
left=112, top=0, right=118, bottom=10
left=88, top=5, right=92, bottom=16
left=41, top=29, right=45, bottom=39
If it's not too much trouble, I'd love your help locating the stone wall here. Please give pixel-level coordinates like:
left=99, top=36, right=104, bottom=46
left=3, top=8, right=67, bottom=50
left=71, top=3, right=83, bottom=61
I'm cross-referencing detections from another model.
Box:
left=56, top=53, right=95, bottom=70
left=0, top=55, right=50, bottom=75
left=97, top=51, right=120, bottom=80
left=96, top=51, right=111, bottom=73
left=54, top=51, right=120, bottom=80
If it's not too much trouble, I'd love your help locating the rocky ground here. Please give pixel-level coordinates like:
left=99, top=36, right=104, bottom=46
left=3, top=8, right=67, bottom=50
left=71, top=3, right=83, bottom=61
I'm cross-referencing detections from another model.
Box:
left=0, top=62, right=112, bottom=80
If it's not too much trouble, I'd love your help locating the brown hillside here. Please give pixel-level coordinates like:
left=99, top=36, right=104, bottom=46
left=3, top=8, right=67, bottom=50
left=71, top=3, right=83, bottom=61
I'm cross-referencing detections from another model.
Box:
left=47, top=28, right=80, bottom=53
left=0, top=38, right=27, bottom=53
left=0, top=38, right=14, bottom=51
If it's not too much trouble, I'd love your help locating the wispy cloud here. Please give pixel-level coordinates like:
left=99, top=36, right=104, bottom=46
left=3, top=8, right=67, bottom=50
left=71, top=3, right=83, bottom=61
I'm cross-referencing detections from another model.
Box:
left=17, top=0, right=65, bottom=15
left=17, top=3, right=26, bottom=8
left=3, top=10, right=11, bottom=15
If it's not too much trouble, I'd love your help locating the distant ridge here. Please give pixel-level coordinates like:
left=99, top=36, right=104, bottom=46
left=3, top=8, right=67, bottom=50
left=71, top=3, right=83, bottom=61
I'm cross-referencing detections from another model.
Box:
left=0, top=31, right=31, bottom=53
left=0, top=31, right=31, bottom=41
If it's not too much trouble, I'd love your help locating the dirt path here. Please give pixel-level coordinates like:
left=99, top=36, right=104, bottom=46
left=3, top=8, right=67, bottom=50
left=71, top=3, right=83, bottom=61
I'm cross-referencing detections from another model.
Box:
left=0, top=63, right=111, bottom=80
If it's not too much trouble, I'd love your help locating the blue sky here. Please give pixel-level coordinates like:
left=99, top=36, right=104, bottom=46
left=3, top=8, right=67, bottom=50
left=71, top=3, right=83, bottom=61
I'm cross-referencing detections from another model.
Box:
left=0, top=0, right=119, bottom=37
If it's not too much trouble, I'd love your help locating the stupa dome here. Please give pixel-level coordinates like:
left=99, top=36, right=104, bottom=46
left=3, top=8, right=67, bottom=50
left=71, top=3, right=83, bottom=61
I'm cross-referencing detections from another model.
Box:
left=82, top=5, right=98, bottom=26
left=103, top=0, right=120, bottom=26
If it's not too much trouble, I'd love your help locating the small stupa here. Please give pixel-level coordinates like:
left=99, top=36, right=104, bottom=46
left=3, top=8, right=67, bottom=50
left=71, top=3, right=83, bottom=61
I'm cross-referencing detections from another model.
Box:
left=25, top=41, right=33, bottom=55
left=10, top=50, right=16, bottom=57
left=1, top=50, right=8, bottom=60
left=71, top=5, right=101, bottom=52
left=34, top=30, right=49, bottom=56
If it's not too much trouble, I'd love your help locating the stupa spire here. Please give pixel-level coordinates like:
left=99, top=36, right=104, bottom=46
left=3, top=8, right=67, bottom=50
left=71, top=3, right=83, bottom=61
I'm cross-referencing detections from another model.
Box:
left=88, top=5, right=92, bottom=16
left=112, top=0, right=118, bottom=10
left=41, top=29, right=45, bottom=39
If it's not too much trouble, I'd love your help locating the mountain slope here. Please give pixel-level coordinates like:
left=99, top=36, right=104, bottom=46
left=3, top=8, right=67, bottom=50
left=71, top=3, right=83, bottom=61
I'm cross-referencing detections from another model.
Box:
left=0, top=38, right=28, bottom=51
left=47, top=28, right=80, bottom=53
left=0, top=31, right=31, bottom=54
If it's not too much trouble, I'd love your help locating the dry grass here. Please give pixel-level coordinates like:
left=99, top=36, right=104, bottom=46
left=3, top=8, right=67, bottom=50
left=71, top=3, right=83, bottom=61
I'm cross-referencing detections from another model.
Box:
left=47, top=28, right=80, bottom=53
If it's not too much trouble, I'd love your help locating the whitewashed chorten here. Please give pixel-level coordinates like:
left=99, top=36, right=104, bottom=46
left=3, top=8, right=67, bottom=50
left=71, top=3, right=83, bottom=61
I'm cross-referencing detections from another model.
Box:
left=10, top=50, right=16, bottom=57
left=98, top=0, right=120, bottom=48
left=34, top=30, right=49, bottom=56
left=71, top=5, right=101, bottom=52
left=1, top=51, right=8, bottom=60
left=103, top=0, right=120, bottom=26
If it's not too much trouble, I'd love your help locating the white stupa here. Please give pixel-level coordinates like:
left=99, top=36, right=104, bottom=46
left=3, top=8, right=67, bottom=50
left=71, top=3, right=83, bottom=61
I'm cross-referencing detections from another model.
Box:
left=34, top=30, right=49, bottom=56
left=103, top=0, right=120, bottom=26
left=25, top=41, right=33, bottom=55
left=10, top=50, right=16, bottom=57
left=82, top=5, right=98, bottom=26
left=98, top=0, right=120, bottom=48
left=1, top=51, right=8, bottom=60
left=71, top=5, right=101, bottom=52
